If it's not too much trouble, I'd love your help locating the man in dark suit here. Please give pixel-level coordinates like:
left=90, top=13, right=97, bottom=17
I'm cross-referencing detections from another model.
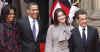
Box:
left=71, top=9, right=99, bottom=52
left=16, top=2, right=41, bottom=52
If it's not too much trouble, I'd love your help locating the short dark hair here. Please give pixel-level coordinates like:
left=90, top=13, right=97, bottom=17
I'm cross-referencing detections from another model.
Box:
left=53, top=8, right=69, bottom=25
left=0, top=5, right=16, bottom=22
left=75, top=9, right=87, bottom=19
left=27, top=2, right=39, bottom=9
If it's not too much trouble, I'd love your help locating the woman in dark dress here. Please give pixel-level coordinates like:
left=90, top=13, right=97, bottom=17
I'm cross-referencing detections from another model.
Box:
left=0, top=5, right=21, bottom=52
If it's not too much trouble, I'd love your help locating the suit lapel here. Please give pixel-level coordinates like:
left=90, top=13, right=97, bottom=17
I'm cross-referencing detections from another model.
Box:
left=87, top=26, right=92, bottom=41
left=35, top=19, right=41, bottom=41
left=24, top=17, right=41, bottom=42
left=24, top=17, right=35, bottom=41
left=75, top=28, right=82, bottom=42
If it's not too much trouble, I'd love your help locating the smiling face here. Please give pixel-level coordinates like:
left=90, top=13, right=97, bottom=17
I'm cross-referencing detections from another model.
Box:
left=27, top=5, right=39, bottom=19
left=6, top=9, right=15, bottom=23
left=78, top=14, right=88, bottom=27
left=57, top=11, right=66, bottom=24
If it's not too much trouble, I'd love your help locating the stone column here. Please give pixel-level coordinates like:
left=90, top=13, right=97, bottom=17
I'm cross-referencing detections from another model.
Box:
left=80, top=0, right=93, bottom=16
left=94, top=0, right=100, bottom=10
left=90, top=0, right=100, bottom=18
left=80, top=0, right=88, bottom=10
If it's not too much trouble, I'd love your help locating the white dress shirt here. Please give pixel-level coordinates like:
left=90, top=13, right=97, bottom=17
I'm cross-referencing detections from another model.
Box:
left=79, top=25, right=88, bottom=40
left=28, top=16, right=39, bottom=39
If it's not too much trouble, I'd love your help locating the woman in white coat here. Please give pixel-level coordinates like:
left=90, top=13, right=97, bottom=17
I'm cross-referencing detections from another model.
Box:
left=45, top=8, right=73, bottom=52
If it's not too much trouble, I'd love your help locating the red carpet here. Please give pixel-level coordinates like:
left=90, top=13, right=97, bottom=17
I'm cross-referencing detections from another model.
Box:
left=40, top=43, right=45, bottom=52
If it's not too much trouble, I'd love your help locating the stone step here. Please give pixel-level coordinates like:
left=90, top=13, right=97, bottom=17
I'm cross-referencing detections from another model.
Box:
left=89, top=10, right=100, bottom=19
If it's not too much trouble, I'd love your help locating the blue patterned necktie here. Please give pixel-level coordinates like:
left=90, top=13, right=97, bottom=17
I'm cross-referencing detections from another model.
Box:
left=33, top=20, right=36, bottom=40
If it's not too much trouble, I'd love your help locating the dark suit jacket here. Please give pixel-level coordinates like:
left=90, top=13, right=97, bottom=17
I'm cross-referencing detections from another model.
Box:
left=16, top=16, right=41, bottom=52
left=71, top=26, right=99, bottom=52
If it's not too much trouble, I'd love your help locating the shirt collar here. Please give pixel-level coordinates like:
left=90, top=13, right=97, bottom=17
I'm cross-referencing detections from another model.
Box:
left=79, top=25, right=87, bottom=31
left=28, top=16, right=36, bottom=22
